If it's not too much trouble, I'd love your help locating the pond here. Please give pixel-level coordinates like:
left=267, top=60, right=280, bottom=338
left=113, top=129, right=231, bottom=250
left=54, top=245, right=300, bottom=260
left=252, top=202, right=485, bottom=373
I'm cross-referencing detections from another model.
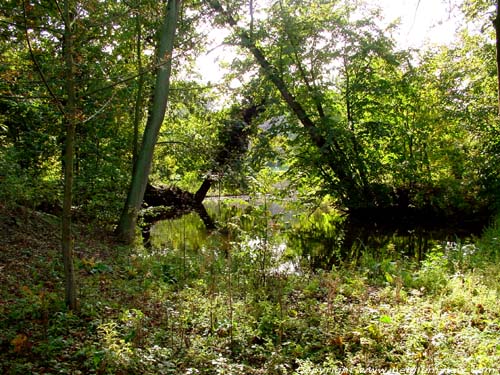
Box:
left=147, top=196, right=488, bottom=276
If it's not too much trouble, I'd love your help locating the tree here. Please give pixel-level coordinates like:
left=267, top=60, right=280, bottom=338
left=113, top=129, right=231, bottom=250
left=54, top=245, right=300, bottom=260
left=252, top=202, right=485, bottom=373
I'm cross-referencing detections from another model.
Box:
left=116, top=0, right=180, bottom=243
left=20, top=0, right=79, bottom=309
left=132, top=11, right=146, bottom=172
left=1, top=0, right=165, bottom=306
left=61, top=0, right=78, bottom=310
left=207, top=0, right=358, bottom=203
left=494, top=0, right=500, bottom=114
left=462, top=0, right=500, bottom=113
left=205, top=0, right=500, bottom=218
left=20, top=0, right=79, bottom=310
left=207, top=0, right=403, bottom=209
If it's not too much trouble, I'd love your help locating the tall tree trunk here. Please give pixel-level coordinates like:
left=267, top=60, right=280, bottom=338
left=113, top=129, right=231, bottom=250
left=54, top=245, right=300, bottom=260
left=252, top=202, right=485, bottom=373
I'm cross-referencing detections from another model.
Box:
left=132, top=12, right=145, bottom=171
left=116, top=0, right=180, bottom=243
left=62, top=0, right=77, bottom=311
left=494, top=0, right=500, bottom=115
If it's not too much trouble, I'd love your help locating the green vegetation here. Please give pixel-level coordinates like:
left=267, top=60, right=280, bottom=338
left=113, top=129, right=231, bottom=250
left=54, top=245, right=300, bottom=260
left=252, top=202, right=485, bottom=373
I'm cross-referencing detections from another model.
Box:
left=0, top=202, right=498, bottom=374
left=1, top=0, right=500, bottom=373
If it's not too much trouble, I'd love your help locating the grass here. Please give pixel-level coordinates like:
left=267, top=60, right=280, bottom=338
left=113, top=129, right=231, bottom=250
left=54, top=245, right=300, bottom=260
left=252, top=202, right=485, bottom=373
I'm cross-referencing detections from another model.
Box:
left=0, top=202, right=499, bottom=374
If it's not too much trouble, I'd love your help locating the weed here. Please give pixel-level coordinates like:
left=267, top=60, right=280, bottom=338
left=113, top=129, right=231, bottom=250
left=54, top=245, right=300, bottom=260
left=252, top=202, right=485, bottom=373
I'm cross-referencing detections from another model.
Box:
left=1, top=205, right=499, bottom=374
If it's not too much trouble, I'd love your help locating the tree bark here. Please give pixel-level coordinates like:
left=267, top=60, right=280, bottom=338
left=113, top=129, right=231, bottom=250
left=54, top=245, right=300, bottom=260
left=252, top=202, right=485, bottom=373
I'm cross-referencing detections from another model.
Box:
left=61, top=0, right=77, bottom=311
left=194, top=178, right=214, bottom=203
left=140, top=183, right=216, bottom=246
left=494, top=0, right=500, bottom=115
left=116, top=0, right=180, bottom=243
left=132, top=13, right=145, bottom=171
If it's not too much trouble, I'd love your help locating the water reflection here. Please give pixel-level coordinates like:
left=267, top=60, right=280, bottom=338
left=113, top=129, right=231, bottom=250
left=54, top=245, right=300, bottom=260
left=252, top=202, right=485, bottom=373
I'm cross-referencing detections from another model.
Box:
left=148, top=198, right=485, bottom=270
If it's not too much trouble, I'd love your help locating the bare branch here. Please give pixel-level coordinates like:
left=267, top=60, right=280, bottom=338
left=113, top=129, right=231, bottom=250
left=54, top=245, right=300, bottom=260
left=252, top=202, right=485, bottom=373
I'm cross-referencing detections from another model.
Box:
left=81, top=91, right=117, bottom=124
left=23, top=1, right=65, bottom=116
left=156, top=140, right=189, bottom=146
left=52, top=0, right=64, bottom=23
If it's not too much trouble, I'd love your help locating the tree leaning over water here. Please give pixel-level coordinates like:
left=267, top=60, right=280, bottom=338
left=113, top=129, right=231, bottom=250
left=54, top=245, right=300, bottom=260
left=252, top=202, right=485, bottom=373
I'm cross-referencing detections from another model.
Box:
left=206, top=0, right=396, bottom=209
left=204, top=0, right=500, bottom=218
left=2, top=0, right=500, bottom=240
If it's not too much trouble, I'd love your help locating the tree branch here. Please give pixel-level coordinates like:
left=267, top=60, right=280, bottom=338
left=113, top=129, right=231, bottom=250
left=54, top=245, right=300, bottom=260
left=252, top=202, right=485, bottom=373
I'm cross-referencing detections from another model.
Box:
left=23, top=1, right=65, bottom=116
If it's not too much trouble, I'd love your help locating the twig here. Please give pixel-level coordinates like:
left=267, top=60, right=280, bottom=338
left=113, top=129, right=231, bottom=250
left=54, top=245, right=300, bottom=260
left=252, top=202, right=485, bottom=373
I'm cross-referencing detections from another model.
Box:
left=81, top=91, right=117, bottom=124
left=23, top=1, right=65, bottom=116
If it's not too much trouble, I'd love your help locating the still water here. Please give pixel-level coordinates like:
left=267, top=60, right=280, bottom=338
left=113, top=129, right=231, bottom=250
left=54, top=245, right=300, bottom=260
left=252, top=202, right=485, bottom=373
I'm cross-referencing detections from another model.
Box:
left=147, top=197, right=485, bottom=272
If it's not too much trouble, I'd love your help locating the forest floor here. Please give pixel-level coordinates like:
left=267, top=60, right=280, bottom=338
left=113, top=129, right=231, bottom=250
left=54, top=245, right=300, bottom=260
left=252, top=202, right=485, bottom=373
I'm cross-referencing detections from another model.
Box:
left=0, top=203, right=499, bottom=375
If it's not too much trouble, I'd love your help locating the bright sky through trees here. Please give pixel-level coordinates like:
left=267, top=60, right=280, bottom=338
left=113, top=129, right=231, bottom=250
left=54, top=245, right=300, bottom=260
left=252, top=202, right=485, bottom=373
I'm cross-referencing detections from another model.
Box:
left=377, top=0, right=459, bottom=48
left=196, top=0, right=460, bottom=84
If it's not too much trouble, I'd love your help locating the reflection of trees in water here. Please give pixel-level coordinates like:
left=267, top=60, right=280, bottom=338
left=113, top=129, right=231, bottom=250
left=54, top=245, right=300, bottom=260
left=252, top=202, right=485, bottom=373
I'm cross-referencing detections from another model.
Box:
left=288, top=208, right=489, bottom=269
left=147, top=198, right=489, bottom=270
left=341, top=224, right=430, bottom=263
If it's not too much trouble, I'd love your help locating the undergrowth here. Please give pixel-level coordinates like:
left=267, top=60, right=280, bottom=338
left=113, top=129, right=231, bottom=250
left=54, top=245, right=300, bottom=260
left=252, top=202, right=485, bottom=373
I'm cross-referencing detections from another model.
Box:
left=0, top=203, right=499, bottom=374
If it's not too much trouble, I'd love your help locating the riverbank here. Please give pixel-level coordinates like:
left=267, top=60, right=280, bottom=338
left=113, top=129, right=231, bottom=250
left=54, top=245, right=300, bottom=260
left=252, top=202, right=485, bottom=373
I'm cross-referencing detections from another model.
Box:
left=0, top=203, right=498, bottom=374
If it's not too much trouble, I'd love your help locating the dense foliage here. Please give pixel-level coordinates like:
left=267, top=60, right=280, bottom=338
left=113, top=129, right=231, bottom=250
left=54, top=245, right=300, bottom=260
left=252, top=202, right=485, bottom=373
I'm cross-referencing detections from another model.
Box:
left=1, top=0, right=500, bottom=216
left=1, top=0, right=500, bottom=373
left=0, top=201, right=499, bottom=374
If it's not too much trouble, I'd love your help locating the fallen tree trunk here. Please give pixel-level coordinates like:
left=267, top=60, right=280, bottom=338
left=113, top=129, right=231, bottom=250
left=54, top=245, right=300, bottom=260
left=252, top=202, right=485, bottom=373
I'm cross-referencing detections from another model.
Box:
left=140, top=183, right=216, bottom=246
left=138, top=102, right=262, bottom=246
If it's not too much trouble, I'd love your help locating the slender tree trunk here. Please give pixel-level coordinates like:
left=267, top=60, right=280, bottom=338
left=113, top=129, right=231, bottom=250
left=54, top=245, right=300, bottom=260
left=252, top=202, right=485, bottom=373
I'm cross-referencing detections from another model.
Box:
left=62, top=0, right=77, bottom=310
left=132, top=13, right=145, bottom=171
left=117, top=0, right=180, bottom=243
left=494, top=0, right=500, bottom=115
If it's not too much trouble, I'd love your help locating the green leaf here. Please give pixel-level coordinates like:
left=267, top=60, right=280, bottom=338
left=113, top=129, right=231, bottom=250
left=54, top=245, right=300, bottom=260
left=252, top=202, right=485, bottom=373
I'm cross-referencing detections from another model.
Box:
left=384, top=272, right=394, bottom=283
left=379, top=315, right=392, bottom=324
